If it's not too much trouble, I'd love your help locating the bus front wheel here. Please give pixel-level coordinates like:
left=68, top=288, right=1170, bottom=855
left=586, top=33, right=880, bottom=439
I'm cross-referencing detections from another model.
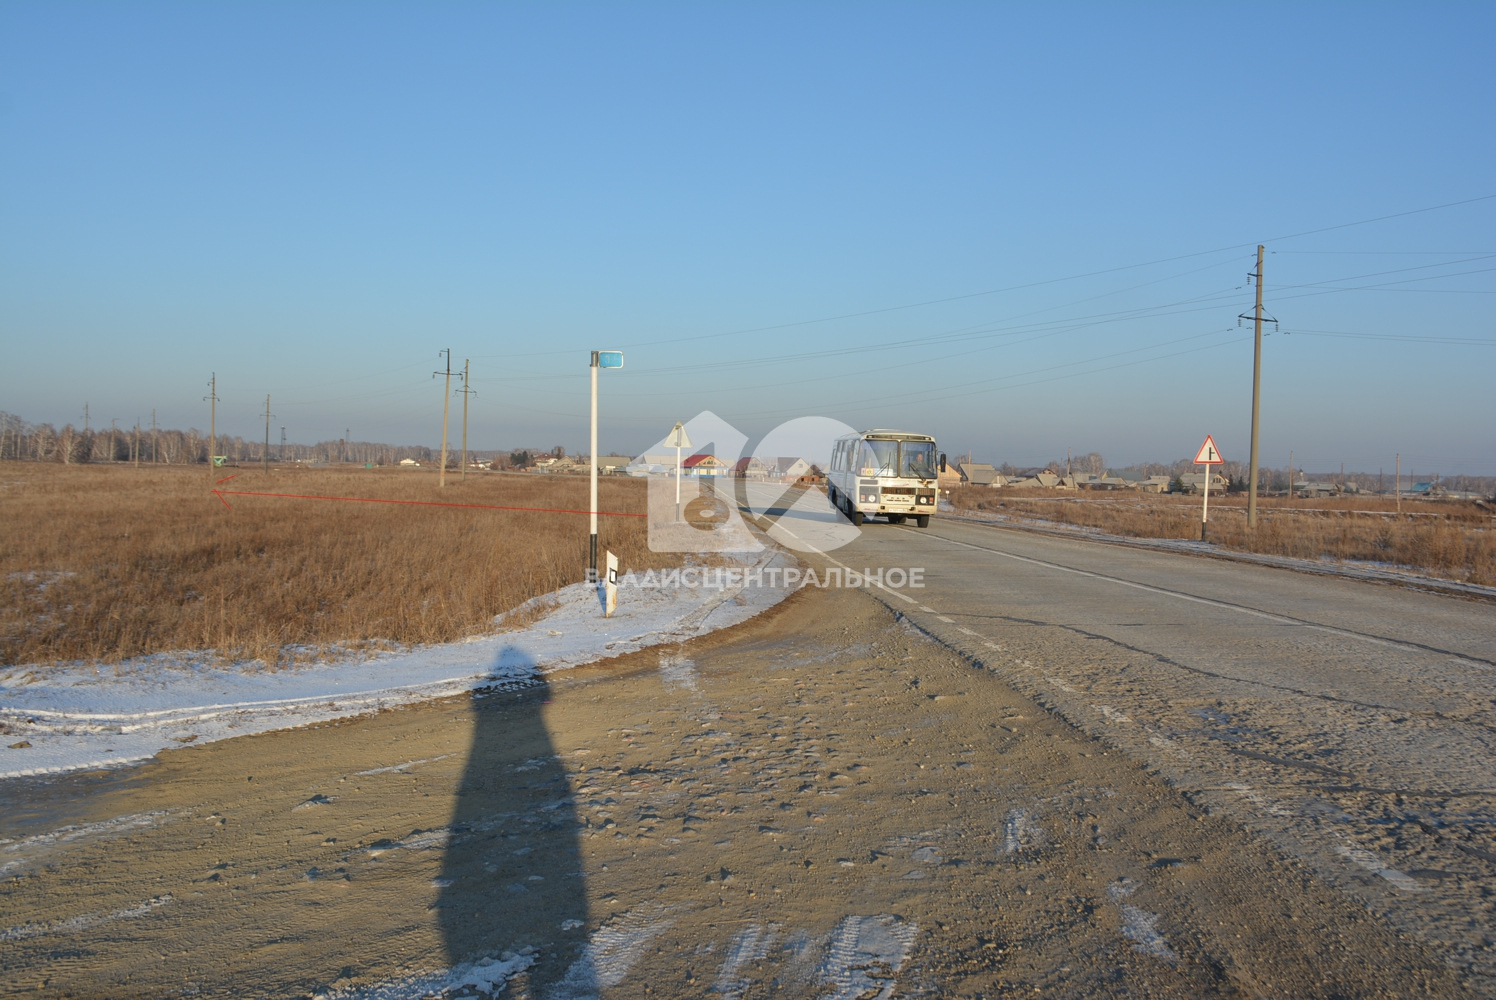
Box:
left=850, top=509, right=864, bottom=527
left=916, top=514, right=930, bottom=528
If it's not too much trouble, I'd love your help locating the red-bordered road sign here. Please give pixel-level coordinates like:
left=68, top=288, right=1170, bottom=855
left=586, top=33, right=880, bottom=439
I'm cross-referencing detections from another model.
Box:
left=1194, top=435, right=1224, bottom=465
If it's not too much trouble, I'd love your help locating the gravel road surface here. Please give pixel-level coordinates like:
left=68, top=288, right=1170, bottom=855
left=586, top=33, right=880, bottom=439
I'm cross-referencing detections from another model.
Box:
left=0, top=579, right=1470, bottom=998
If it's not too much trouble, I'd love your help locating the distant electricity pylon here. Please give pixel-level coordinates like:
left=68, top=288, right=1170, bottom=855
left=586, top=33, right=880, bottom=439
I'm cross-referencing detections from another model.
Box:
left=262, top=395, right=275, bottom=475
left=455, top=358, right=477, bottom=482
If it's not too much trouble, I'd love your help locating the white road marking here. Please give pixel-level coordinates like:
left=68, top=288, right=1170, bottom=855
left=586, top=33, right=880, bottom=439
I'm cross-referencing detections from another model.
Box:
left=957, top=627, right=978, bottom=636
left=936, top=616, right=954, bottom=623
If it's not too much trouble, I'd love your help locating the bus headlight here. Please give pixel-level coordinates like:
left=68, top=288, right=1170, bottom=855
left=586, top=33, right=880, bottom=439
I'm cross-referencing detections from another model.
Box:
left=859, top=490, right=880, bottom=504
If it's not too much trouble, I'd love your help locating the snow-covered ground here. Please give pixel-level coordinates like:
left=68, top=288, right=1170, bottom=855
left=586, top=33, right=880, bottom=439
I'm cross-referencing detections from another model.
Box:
left=1, top=550, right=795, bottom=780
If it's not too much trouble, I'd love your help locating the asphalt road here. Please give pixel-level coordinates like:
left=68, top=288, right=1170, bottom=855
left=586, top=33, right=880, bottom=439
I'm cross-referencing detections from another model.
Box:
left=801, top=511, right=1496, bottom=991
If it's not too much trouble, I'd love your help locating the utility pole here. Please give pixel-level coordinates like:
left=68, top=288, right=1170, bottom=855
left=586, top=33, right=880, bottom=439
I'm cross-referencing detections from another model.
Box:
left=151, top=410, right=158, bottom=464
left=262, top=395, right=275, bottom=474
left=83, top=404, right=91, bottom=463
left=1396, top=453, right=1401, bottom=513
left=1245, top=245, right=1267, bottom=528
left=455, top=359, right=477, bottom=482
left=1288, top=450, right=1293, bottom=504
left=434, top=349, right=454, bottom=487
left=134, top=418, right=141, bottom=467
left=205, top=373, right=219, bottom=475
left=345, top=428, right=350, bottom=464
left=110, top=419, right=118, bottom=463
left=590, top=352, right=599, bottom=578
left=280, top=426, right=287, bottom=463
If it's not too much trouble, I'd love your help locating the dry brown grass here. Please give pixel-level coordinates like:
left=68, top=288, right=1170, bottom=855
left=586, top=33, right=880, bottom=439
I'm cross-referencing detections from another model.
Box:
left=1, top=463, right=680, bottom=668
left=950, top=486, right=1496, bottom=586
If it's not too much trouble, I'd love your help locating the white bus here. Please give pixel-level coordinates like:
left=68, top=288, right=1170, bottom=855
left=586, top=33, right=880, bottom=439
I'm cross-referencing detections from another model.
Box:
left=826, top=429, right=943, bottom=527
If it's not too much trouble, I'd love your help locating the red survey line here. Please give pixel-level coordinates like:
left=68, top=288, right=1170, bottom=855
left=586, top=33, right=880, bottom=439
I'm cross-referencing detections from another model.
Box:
left=209, top=488, right=648, bottom=518
left=215, top=473, right=239, bottom=485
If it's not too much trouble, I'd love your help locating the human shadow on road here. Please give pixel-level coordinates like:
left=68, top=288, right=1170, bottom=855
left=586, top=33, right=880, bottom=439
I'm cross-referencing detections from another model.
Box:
left=438, top=646, right=587, bottom=995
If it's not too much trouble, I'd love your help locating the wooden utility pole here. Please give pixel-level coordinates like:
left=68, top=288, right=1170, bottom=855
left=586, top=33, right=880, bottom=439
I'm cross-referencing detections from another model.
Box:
left=456, top=358, right=477, bottom=482
left=262, top=395, right=275, bottom=475
left=1247, top=245, right=1265, bottom=527
left=1396, top=453, right=1401, bottom=513
left=151, top=410, right=159, bottom=464
left=434, top=350, right=454, bottom=487
left=1288, top=450, right=1293, bottom=504
left=134, top=418, right=141, bottom=467
left=110, top=419, right=118, bottom=463
left=205, top=374, right=219, bottom=475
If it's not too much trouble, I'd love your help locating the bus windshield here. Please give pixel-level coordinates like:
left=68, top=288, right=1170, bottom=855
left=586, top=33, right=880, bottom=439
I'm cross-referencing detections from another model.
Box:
left=901, top=442, right=937, bottom=479
left=858, top=440, right=898, bottom=476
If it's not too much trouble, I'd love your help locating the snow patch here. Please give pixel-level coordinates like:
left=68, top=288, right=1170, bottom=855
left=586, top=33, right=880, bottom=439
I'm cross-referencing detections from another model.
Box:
left=815, top=914, right=918, bottom=1000
left=550, top=906, right=678, bottom=999
left=0, top=810, right=175, bottom=875
left=1, top=894, right=172, bottom=943
left=315, top=951, right=535, bottom=999
left=2, top=550, right=794, bottom=780
left=1107, top=879, right=1177, bottom=961
left=1002, top=808, right=1046, bottom=854
left=713, top=922, right=780, bottom=999
left=1334, top=844, right=1424, bottom=892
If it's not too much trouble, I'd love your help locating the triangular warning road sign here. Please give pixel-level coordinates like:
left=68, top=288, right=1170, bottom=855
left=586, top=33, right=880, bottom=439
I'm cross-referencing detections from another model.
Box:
left=1193, top=435, right=1223, bottom=465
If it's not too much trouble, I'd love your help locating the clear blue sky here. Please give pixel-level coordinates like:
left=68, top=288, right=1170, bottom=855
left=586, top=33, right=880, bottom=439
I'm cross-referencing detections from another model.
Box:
left=2, top=3, right=1492, bottom=474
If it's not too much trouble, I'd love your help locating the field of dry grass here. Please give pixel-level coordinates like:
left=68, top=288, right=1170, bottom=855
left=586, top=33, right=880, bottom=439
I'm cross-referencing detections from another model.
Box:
left=950, top=486, right=1496, bottom=586
left=1, top=463, right=679, bottom=668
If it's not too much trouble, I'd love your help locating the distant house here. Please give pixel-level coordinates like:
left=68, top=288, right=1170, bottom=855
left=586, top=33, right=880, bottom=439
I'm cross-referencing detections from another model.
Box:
left=1139, top=475, right=1172, bottom=494
left=732, top=456, right=770, bottom=480
left=957, top=462, right=999, bottom=486
left=1178, top=472, right=1228, bottom=494
left=596, top=455, right=633, bottom=475
left=773, top=457, right=812, bottom=481
left=683, top=454, right=729, bottom=477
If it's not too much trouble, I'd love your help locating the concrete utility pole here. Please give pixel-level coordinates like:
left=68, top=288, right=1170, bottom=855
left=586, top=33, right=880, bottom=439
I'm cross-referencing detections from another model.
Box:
left=456, top=358, right=476, bottom=482
left=434, top=349, right=454, bottom=488
left=1396, top=453, right=1401, bottom=513
left=280, top=427, right=287, bottom=463
left=134, top=419, right=141, bottom=467
left=205, top=374, right=219, bottom=475
left=110, top=419, right=118, bottom=463
left=151, top=410, right=158, bottom=464
left=1247, top=245, right=1265, bottom=528
left=1288, top=450, right=1294, bottom=504
left=262, top=395, right=275, bottom=475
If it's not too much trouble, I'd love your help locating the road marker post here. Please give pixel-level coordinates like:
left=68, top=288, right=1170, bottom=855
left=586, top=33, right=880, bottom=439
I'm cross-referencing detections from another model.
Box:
left=605, top=551, right=619, bottom=617
left=664, top=421, right=692, bottom=521
left=1193, top=434, right=1224, bottom=541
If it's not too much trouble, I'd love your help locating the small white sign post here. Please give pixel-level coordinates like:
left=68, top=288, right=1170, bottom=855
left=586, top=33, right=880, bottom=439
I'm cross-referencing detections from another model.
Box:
left=664, top=421, right=693, bottom=522
left=1193, top=435, right=1224, bottom=539
left=604, top=551, right=619, bottom=617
